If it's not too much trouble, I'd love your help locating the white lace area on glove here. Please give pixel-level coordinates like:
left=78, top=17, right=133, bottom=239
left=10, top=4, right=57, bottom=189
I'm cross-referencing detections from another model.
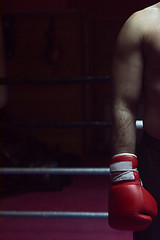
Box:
left=110, top=161, right=139, bottom=182
left=112, top=153, right=137, bottom=158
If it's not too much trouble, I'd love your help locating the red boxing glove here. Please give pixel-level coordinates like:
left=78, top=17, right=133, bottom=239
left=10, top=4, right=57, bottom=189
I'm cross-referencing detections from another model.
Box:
left=108, top=153, right=158, bottom=232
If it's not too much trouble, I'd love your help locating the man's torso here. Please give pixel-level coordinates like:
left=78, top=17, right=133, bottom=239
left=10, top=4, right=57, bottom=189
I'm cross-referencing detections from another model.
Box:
left=139, top=3, right=160, bottom=139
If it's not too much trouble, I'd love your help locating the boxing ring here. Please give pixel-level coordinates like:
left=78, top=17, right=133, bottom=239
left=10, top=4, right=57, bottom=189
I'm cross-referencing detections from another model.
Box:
left=0, top=76, right=143, bottom=220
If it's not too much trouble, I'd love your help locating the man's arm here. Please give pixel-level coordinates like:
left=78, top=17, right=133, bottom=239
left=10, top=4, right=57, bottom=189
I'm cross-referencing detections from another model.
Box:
left=108, top=14, right=158, bottom=232
left=111, top=13, right=144, bottom=155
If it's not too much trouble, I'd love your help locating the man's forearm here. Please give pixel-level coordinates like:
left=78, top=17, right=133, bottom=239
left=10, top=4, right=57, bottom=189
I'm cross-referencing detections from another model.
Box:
left=111, top=108, right=137, bottom=155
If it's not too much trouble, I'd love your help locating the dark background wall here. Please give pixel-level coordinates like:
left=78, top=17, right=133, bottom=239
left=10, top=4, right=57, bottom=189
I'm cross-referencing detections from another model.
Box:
left=1, top=0, right=157, bottom=162
left=2, top=0, right=157, bottom=17
left=2, top=0, right=157, bottom=16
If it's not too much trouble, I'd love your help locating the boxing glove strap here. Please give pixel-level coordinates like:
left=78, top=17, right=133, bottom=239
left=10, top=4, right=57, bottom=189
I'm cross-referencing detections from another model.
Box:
left=110, top=161, right=138, bottom=182
left=112, top=153, right=137, bottom=158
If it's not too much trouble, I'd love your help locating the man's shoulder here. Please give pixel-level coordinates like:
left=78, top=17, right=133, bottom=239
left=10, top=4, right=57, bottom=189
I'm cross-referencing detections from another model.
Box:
left=128, top=4, right=160, bottom=28
left=116, top=4, right=160, bottom=48
left=119, top=4, right=160, bottom=41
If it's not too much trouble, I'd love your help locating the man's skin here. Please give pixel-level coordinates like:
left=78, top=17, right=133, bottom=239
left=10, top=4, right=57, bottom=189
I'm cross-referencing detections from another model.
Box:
left=112, top=2, right=160, bottom=155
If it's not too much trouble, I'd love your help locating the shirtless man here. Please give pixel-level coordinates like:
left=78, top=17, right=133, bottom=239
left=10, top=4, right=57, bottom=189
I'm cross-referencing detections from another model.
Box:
left=108, top=2, right=160, bottom=240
